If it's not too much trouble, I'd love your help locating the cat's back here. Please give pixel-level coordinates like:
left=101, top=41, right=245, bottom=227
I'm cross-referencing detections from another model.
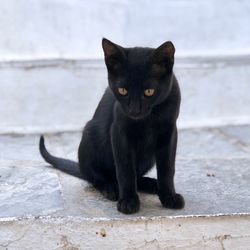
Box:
left=82, top=87, right=115, bottom=155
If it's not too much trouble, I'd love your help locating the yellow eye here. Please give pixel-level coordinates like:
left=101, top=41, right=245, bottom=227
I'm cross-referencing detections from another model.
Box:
left=118, top=88, right=128, bottom=96
left=144, top=89, right=155, bottom=97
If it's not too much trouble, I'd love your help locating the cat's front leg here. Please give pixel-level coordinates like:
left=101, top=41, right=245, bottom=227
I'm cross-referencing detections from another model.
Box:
left=111, top=123, right=140, bottom=214
left=156, top=124, right=185, bottom=209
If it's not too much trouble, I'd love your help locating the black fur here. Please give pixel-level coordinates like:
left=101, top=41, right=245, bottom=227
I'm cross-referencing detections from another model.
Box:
left=39, top=38, right=185, bottom=214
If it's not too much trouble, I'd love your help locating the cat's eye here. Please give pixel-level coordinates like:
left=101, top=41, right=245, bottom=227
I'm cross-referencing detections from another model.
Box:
left=118, top=88, right=128, bottom=96
left=144, top=89, right=155, bottom=97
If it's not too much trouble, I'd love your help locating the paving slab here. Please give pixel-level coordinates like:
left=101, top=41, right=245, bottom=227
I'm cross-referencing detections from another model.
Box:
left=0, top=164, right=64, bottom=218
left=177, top=127, right=249, bottom=159
left=0, top=125, right=249, bottom=219
left=218, top=125, right=250, bottom=152
left=53, top=157, right=250, bottom=219
left=0, top=133, right=81, bottom=162
left=0, top=126, right=249, bottom=163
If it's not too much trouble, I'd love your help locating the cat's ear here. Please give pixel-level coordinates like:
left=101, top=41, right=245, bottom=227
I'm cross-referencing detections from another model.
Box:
left=153, top=41, right=175, bottom=73
left=102, top=38, right=126, bottom=70
left=155, top=41, right=175, bottom=59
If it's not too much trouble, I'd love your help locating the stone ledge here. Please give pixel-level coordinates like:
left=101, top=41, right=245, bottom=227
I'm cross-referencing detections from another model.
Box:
left=0, top=214, right=249, bottom=249
left=1, top=53, right=250, bottom=69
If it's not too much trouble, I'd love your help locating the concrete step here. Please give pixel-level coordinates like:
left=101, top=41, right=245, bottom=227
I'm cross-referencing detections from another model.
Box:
left=1, top=55, right=250, bottom=134
left=0, top=125, right=250, bottom=249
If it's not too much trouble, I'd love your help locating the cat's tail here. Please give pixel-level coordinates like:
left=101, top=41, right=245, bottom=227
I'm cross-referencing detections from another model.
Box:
left=39, top=135, right=82, bottom=178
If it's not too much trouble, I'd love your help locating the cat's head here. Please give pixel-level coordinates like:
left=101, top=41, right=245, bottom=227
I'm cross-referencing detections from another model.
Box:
left=102, top=38, right=175, bottom=120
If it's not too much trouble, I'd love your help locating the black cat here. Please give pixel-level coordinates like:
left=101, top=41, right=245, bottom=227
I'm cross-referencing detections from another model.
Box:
left=39, top=38, right=185, bottom=214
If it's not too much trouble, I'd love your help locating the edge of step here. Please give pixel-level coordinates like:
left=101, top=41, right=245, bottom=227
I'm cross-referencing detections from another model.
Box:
left=1, top=53, right=250, bottom=69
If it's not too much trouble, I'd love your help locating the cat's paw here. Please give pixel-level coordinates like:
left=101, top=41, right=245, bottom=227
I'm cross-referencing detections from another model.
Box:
left=117, top=195, right=140, bottom=214
left=159, top=193, right=185, bottom=209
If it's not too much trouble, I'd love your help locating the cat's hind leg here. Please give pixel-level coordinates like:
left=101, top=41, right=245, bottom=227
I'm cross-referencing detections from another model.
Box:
left=80, top=162, right=119, bottom=201
left=137, top=177, right=158, bottom=194
left=78, top=122, right=119, bottom=201
left=94, top=181, right=119, bottom=201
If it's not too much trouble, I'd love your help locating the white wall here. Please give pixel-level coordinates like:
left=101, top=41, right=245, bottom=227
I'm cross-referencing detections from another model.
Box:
left=0, top=0, right=249, bottom=133
left=0, top=0, right=250, bottom=60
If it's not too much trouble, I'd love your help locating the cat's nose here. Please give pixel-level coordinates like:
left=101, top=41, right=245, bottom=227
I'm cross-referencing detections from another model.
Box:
left=128, top=102, right=141, bottom=116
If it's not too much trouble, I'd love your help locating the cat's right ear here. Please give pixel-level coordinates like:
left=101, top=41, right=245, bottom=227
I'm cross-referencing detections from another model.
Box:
left=102, top=38, right=126, bottom=70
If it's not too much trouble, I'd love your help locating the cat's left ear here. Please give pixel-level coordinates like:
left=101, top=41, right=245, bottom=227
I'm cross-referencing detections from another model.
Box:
left=153, top=41, right=175, bottom=72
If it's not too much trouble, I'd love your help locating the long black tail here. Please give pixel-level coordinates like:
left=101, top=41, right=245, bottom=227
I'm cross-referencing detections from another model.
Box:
left=39, top=135, right=82, bottom=178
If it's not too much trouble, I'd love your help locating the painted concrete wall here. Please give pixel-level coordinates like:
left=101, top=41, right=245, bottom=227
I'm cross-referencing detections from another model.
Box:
left=0, top=0, right=250, bottom=60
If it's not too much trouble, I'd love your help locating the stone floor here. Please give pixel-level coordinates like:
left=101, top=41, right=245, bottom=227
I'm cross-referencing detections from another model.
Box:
left=0, top=125, right=249, bottom=220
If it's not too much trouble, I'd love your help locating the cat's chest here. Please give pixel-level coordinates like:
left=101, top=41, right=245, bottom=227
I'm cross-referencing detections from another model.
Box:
left=127, top=122, right=157, bottom=149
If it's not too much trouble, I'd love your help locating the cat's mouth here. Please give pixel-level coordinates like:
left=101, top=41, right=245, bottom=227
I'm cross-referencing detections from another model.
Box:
left=127, top=110, right=151, bottom=120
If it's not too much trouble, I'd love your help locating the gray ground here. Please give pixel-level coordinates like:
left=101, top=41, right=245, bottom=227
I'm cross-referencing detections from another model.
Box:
left=1, top=125, right=249, bottom=219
